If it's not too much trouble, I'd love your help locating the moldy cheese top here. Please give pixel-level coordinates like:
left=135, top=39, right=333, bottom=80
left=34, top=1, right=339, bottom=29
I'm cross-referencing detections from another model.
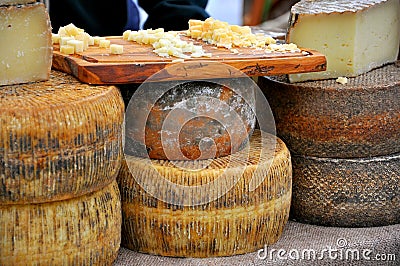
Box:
left=291, top=0, right=388, bottom=14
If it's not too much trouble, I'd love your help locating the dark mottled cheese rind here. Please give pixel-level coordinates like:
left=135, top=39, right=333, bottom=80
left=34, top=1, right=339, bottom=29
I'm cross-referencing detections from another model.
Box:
left=258, top=62, right=400, bottom=158
left=290, top=153, right=400, bottom=227
left=0, top=71, right=125, bottom=204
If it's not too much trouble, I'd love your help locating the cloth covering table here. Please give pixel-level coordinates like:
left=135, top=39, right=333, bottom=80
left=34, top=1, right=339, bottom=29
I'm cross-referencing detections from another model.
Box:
left=113, top=221, right=399, bottom=266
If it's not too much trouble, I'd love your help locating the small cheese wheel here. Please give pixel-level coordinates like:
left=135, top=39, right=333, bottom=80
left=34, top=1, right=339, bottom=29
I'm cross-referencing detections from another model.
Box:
left=258, top=62, right=400, bottom=158
left=125, top=79, right=256, bottom=160
left=118, top=130, right=292, bottom=257
left=0, top=70, right=124, bottom=204
left=0, top=181, right=121, bottom=266
left=290, top=153, right=400, bottom=227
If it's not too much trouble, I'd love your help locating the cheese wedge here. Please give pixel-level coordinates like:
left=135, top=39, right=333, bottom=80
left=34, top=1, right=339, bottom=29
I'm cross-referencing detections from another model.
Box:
left=0, top=2, right=52, bottom=85
left=287, top=0, right=400, bottom=83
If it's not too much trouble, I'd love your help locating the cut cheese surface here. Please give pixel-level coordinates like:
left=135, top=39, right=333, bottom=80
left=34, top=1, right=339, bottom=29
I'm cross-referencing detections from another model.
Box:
left=287, top=0, right=400, bottom=82
left=290, top=153, right=400, bottom=227
left=118, top=130, right=292, bottom=257
left=0, top=2, right=52, bottom=85
left=0, top=70, right=125, bottom=204
left=0, top=181, right=122, bottom=266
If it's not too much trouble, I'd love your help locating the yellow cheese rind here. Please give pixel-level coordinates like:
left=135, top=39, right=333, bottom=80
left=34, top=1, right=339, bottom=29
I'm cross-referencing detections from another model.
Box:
left=0, top=3, right=52, bottom=85
left=118, top=130, right=292, bottom=257
left=287, top=0, right=400, bottom=82
left=0, top=182, right=122, bottom=266
left=0, top=0, right=36, bottom=6
left=0, top=71, right=125, bottom=204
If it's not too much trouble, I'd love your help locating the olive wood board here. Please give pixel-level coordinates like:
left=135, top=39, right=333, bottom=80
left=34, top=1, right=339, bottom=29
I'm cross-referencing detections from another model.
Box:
left=52, top=35, right=326, bottom=84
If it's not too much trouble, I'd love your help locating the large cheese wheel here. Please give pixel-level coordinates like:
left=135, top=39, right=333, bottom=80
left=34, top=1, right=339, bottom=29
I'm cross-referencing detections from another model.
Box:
left=118, top=130, right=292, bottom=257
left=124, top=79, right=256, bottom=160
left=0, top=181, right=122, bottom=266
left=290, top=153, right=400, bottom=227
left=258, top=62, right=400, bottom=158
left=0, top=70, right=124, bottom=204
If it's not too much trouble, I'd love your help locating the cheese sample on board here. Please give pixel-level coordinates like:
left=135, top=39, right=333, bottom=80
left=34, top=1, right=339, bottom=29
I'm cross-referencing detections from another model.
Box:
left=287, top=0, right=400, bottom=83
left=0, top=2, right=52, bottom=85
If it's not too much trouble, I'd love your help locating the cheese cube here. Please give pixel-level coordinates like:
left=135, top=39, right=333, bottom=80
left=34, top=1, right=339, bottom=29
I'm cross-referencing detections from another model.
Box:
left=0, top=2, right=52, bottom=85
left=287, top=0, right=400, bottom=83
left=67, top=39, right=84, bottom=53
left=110, top=44, right=123, bottom=54
left=99, top=39, right=111, bottom=48
left=60, top=45, right=75, bottom=55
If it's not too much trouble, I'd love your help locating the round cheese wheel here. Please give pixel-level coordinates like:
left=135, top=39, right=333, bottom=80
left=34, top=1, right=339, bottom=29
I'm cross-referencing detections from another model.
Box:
left=124, top=79, right=257, bottom=160
left=0, top=70, right=124, bottom=204
left=258, top=62, right=400, bottom=158
left=118, top=130, right=292, bottom=257
left=290, top=153, right=400, bottom=227
left=0, top=181, right=121, bottom=265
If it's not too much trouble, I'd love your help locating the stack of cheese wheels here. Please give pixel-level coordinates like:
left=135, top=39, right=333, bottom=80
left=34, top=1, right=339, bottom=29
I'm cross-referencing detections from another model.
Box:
left=0, top=71, right=124, bottom=265
left=258, top=62, right=400, bottom=227
left=118, top=129, right=293, bottom=257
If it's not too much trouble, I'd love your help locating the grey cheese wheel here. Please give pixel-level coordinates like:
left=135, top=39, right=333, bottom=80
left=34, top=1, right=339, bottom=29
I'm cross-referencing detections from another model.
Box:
left=0, top=181, right=122, bottom=266
left=258, top=62, right=400, bottom=158
left=290, top=153, right=400, bottom=227
left=118, top=130, right=292, bottom=257
left=0, top=70, right=125, bottom=204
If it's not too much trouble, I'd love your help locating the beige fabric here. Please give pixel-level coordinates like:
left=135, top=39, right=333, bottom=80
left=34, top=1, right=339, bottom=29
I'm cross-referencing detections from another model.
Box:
left=113, top=221, right=399, bottom=266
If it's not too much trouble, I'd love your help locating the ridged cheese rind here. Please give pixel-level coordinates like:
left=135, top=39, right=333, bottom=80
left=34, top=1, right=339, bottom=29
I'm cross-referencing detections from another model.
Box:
left=0, top=0, right=36, bottom=6
left=118, top=130, right=292, bottom=257
left=291, top=0, right=390, bottom=14
left=0, top=2, right=52, bottom=85
left=258, top=62, right=400, bottom=158
left=0, top=71, right=125, bottom=204
left=290, top=153, right=400, bottom=227
left=0, top=181, right=122, bottom=266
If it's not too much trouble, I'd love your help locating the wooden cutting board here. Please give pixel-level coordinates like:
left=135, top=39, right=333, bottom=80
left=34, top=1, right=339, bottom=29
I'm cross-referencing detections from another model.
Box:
left=52, top=35, right=326, bottom=84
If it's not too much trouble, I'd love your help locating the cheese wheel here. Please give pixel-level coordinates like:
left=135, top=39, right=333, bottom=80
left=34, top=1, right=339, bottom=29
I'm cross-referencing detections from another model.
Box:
left=125, top=79, right=256, bottom=160
left=0, top=70, right=124, bottom=204
left=118, top=130, right=292, bottom=257
left=258, top=62, right=400, bottom=158
left=290, top=153, right=400, bottom=227
left=0, top=181, right=122, bottom=266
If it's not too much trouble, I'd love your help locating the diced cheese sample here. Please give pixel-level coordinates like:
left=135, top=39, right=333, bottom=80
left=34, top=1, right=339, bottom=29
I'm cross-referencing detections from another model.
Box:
left=110, top=44, right=123, bottom=54
left=0, top=2, right=52, bottom=85
left=99, top=39, right=111, bottom=48
left=67, top=39, right=84, bottom=52
left=287, top=0, right=400, bottom=83
left=60, top=44, right=74, bottom=54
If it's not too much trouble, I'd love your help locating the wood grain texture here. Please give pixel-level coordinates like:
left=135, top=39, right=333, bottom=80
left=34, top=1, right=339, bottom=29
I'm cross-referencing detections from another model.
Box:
left=52, top=36, right=326, bottom=84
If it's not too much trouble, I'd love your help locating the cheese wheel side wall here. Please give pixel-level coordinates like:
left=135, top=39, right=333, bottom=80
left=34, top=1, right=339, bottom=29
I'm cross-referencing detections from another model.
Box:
left=0, top=181, right=122, bottom=265
left=118, top=131, right=293, bottom=257
left=0, top=71, right=125, bottom=204
left=290, top=153, right=400, bottom=227
left=258, top=63, right=400, bottom=158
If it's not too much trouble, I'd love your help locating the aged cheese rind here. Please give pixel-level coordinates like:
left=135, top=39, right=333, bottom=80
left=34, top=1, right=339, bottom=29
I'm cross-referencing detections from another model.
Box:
left=287, top=0, right=400, bottom=82
left=0, top=71, right=125, bottom=204
left=125, top=79, right=256, bottom=160
left=258, top=62, right=400, bottom=158
left=290, top=153, right=400, bottom=227
left=0, top=2, right=52, bottom=85
left=0, top=0, right=36, bottom=5
left=118, top=130, right=292, bottom=257
left=0, top=181, right=122, bottom=265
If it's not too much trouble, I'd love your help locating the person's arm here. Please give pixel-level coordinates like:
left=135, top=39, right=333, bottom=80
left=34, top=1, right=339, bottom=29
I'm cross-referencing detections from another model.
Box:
left=138, top=0, right=209, bottom=31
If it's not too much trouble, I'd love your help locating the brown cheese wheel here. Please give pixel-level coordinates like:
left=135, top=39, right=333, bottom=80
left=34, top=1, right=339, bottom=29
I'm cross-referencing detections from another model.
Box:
left=124, top=79, right=256, bottom=160
left=290, top=153, right=400, bottom=227
left=0, top=181, right=122, bottom=266
left=0, top=70, right=124, bottom=204
left=258, top=62, right=400, bottom=158
left=118, top=130, right=292, bottom=257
